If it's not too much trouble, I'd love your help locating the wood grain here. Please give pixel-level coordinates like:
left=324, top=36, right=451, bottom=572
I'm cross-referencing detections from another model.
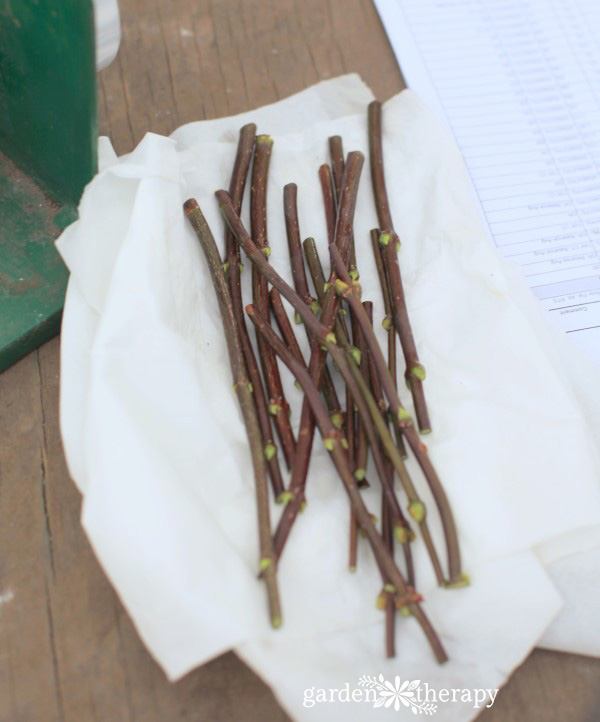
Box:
left=1, top=0, right=599, bottom=720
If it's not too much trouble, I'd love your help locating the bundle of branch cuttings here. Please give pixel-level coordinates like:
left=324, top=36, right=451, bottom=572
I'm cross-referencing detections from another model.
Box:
left=184, top=101, right=469, bottom=664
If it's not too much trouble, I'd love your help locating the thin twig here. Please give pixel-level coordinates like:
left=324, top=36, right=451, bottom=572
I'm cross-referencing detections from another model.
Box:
left=226, top=152, right=364, bottom=557
left=330, top=243, right=463, bottom=586
left=218, top=191, right=437, bottom=577
left=251, top=135, right=296, bottom=469
left=225, top=124, right=285, bottom=501
left=368, top=101, right=430, bottom=433
left=329, top=136, right=358, bottom=279
left=247, top=302, right=447, bottom=664
left=318, top=164, right=336, bottom=245
left=184, top=198, right=281, bottom=628
left=283, top=186, right=342, bottom=423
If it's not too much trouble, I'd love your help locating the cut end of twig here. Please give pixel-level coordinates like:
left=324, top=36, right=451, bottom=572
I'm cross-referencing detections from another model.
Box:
left=409, top=500, right=426, bottom=522
left=409, top=363, right=427, bottom=381
left=256, top=134, right=273, bottom=146
left=183, top=198, right=199, bottom=214
left=271, top=615, right=282, bottom=629
left=348, top=565, right=357, bottom=573
left=420, top=427, right=432, bottom=435
left=264, top=443, right=278, bottom=461
left=383, top=583, right=396, bottom=594
left=443, top=573, right=471, bottom=589
left=376, top=593, right=386, bottom=611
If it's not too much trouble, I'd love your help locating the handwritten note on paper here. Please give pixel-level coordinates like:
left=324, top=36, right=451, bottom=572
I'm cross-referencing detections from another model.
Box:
left=374, top=0, right=600, bottom=361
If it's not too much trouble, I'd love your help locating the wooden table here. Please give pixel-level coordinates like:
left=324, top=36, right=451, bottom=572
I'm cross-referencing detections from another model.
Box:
left=2, top=1, right=599, bottom=720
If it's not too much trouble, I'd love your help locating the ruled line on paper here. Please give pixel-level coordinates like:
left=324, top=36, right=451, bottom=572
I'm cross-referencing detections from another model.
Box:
left=374, top=0, right=600, bottom=361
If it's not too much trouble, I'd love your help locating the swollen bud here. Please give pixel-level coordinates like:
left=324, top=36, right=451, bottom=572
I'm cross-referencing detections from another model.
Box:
left=394, top=524, right=411, bottom=545
left=354, top=468, right=366, bottom=482
left=351, top=346, right=362, bottom=365
left=334, top=279, right=350, bottom=296
left=409, top=500, right=426, bottom=522
left=378, top=231, right=392, bottom=247
left=409, top=363, right=427, bottom=381
left=261, top=246, right=271, bottom=258
left=259, top=557, right=273, bottom=570
left=323, top=437, right=336, bottom=451
left=264, top=443, right=277, bottom=460
left=397, top=406, right=413, bottom=424
left=331, top=412, right=343, bottom=429
left=325, top=332, right=337, bottom=345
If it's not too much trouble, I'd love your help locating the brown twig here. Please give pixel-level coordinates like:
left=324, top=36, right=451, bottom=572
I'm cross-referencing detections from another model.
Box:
left=231, top=152, right=364, bottom=557
left=184, top=198, right=281, bottom=628
left=247, top=302, right=447, bottom=664
left=329, top=136, right=358, bottom=279
left=370, top=229, right=407, bottom=460
left=368, top=101, right=431, bottom=433
left=364, top=301, right=415, bottom=587
left=351, top=309, right=370, bottom=486
left=283, top=185, right=342, bottom=423
left=225, top=124, right=285, bottom=501
left=318, top=164, right=336, bottom=245
left=251, top=135, right=296, bottom=469
left=330, top=244, right=463, bottom=586
left=218, top=190, right=431, bottom=574
left=269, top=288, right=305, bottom=366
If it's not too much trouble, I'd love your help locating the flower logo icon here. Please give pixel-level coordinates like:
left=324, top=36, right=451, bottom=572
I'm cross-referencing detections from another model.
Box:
left=358, top=675, right=437, bottom=714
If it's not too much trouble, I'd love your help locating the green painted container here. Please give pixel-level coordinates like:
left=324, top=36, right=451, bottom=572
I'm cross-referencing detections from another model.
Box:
left=0, top=0, right=98, bottom=372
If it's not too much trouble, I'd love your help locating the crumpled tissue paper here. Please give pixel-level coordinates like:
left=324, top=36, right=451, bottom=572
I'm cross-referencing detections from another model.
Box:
left=56, top=75, right=600, bottom=721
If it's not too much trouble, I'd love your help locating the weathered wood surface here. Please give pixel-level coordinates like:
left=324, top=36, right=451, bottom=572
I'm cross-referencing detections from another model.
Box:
left=1, top=1, right=599, bottom=720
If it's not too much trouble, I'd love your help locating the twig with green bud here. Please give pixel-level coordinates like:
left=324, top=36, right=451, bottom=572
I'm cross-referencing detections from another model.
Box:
left=330, top=243, right=463, bottom=586
left=183, top=198, right=281, bottom=629
left=246, top=302, right=447, bottom=664
left=368, top=100, right=431, bottom=434
left=251, top=134, right=297, bottom=470
left=223, top=124, right=285, bottom=501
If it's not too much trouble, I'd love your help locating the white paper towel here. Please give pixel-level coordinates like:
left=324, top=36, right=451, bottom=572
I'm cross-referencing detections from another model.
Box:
left=57, top=75, right=600, bottom=721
